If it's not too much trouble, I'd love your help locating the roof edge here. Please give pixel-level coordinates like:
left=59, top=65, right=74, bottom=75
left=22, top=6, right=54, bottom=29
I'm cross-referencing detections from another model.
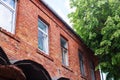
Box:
left=40, top=0, right=94, bottom=54
left=40, top=0, right=82, bottom=41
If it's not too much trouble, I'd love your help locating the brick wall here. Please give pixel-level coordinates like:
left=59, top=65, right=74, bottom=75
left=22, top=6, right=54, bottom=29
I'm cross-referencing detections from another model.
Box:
left=0, top=0, right=100, bottom=80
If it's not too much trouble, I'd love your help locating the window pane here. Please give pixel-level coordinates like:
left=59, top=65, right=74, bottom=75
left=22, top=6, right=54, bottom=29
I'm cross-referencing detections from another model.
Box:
left=90, top=62, right=96, bottom=80
left=2, top=0, right=15, bottom=8
left=80, top=60, right=85, bottom=76
left=91, top=69, right=95, bottom=80
left=60, top=37, right=67, bottom=48
left=38, top=19, right=47, bottom=33
left=38, top=29, right=48, bottom=53
left=62, top=49, right=65, bottom=65
left=38, top=30, right=44, bottom=51
left=0, top=3, right=13, bottom=32
left=43, top=35, right=48, bottom=53
left=78, top=53, right=85, bottom=76
left=62, top=48, right=68, bottom=66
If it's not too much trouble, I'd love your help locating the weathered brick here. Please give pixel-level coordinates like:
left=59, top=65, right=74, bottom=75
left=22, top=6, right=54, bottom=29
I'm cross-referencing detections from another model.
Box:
left=0, top=0, right=100, bottom=80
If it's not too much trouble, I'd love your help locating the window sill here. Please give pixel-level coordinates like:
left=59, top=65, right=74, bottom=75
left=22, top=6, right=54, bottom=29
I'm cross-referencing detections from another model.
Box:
left=0, top=27, right=20, bottom=42
left=62, top=65, right=73, bottom=72
left=36, top=49, right=54, bottom=62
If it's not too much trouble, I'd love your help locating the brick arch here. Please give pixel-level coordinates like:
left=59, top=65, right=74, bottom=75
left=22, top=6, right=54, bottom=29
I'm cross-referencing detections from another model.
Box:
left=14, top=60, right=52, bottom=80
left=0, top=47, right=26, bottom=80
left=0, top=47, right=51, bottom=80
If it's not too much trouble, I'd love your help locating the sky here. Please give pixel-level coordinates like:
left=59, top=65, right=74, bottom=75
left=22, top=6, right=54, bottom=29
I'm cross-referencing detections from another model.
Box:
left=43, top=0, right=73, bottom=26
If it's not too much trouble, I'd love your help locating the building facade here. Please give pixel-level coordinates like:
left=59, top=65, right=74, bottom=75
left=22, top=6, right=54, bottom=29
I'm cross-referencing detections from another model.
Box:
left=0, top=0, right=100, bottom=80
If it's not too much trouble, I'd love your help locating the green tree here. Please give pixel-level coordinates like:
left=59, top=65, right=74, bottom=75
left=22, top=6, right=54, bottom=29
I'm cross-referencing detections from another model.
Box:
left=68, top=0, right=120, bottom=79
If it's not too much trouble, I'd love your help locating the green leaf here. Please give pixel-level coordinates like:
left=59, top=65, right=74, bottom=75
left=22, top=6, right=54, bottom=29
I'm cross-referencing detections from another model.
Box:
left=69, top=0, right=120, bottom=79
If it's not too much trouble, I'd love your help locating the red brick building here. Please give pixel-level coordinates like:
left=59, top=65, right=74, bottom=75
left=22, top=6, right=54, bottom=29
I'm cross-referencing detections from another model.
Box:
left=0, top=0, right=100, bottom=80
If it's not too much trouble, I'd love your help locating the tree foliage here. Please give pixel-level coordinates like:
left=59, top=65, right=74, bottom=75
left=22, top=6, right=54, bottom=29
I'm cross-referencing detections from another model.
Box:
left=68, top=0, right=120, bottom=79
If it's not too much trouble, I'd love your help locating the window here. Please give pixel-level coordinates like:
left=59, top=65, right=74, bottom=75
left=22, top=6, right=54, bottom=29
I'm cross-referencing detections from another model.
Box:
left=0, top=0, right=17, bottom=33
left=78, top=52, right=85, bottom=76
left=90, top=61, right=96, bottom=80
left=60, top=37, right=68, bottom=66
left=38, top=19, right=48, bottom=54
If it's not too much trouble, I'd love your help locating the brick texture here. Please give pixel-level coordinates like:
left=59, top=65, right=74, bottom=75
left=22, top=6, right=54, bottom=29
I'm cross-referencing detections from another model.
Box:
left=0, top=0, right=100, bottom=80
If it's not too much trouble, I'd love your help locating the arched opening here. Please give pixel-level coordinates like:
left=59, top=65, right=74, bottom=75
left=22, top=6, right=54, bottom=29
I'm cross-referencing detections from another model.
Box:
left=0, top=47, right=52, bottom=80
left=14, top=60, right=52, bottom=80
left=0, top=47, right=26, bottom=80
left=58, top=77, right=70, bottom=80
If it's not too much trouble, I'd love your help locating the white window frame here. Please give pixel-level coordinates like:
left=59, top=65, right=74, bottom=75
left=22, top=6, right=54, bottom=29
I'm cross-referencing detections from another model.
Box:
left=0, top=0, right=17, bottom=34
left=61, top=37, right=69, bottom=66
left=38, top=19, right=49, bottom=54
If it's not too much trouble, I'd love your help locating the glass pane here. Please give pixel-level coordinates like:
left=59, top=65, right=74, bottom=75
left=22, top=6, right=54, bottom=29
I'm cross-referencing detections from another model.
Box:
left=62, top=55, right=65, bottom=65
left=3, top=0, right=15, bottom=8
left=79, top=53, right=85, bottom=76
left=80, top=61, right=85, bottom=76
left=0, top=3, right=13, bottom=32
left=38, top=19, right=47, bottom=33
left=38, top=30, right=44, bottom=51
left=90, top=62, right=96, bottom=80
left=79, top=54, right=82, bottom=61
left=64, top=50, right=68, bottom=66
left=60, top=37, right=67, bottom=48
left=43, top=34, right=47, bottom=52
left=91, top=69, right=95, bottom=80
left=43, top=35, right=48, bottom=53
left=62, top=48, right=68, bottom=66
left=38, top=30, right=47, bottom=53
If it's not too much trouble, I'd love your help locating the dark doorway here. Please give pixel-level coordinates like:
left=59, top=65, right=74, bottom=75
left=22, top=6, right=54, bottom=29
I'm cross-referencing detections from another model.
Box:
left=14, top=60, right=52, bottom=80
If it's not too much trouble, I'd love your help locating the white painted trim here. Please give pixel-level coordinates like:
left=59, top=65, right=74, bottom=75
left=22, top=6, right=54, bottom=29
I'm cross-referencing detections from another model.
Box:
left=11, top=0, right=17, bottom=34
